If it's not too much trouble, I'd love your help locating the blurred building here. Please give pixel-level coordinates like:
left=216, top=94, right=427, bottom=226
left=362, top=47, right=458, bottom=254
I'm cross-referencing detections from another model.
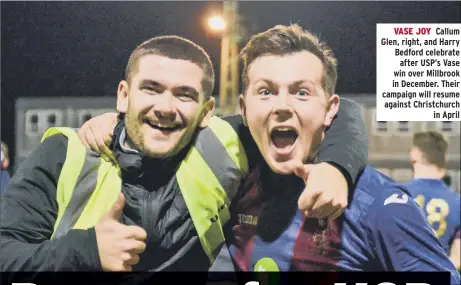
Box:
left=14, top=95, right=461, bottom=193
left=15, top=97, right=115, bottom=170
left=343, top=94, right=461, bottom=193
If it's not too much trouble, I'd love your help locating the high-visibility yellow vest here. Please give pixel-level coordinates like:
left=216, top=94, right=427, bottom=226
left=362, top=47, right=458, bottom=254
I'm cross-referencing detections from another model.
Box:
left=41, top=116, right=248, bottom=264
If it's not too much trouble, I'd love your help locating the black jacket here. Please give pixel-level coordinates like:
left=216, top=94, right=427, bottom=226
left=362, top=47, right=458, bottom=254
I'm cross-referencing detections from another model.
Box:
left=0, top=98, right=367, bottom=275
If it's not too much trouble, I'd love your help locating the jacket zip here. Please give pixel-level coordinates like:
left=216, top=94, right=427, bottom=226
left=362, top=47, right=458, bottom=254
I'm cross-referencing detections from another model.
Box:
left=144, top=191, right=153, bottom=241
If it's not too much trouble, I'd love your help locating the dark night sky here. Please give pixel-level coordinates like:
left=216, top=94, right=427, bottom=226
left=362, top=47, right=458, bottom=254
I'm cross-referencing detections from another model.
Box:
left=1, top=1, right=460, bottom=162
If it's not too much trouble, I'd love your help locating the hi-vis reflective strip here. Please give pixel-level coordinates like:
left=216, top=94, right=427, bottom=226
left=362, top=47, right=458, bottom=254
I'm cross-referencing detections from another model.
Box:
left=52, top=152, right=100, bottom=238
left=207, top=116, right=249, bottom=176
left=41, top=127, right=87, bottom=239
left=177, top=116, right=249, bottom=263
left=74, top=158, right=121, bottom=230
left=177, top=148, right=229, bottom=263
left=42, top=127, right=120, bottom=239
left=194, top=117, right=249, bottom=201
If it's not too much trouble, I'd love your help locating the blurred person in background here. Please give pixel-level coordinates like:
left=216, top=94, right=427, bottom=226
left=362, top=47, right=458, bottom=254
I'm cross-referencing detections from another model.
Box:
left=0, top=141, right=12, bottom=194
left=405, top=131, right=460, bottom=271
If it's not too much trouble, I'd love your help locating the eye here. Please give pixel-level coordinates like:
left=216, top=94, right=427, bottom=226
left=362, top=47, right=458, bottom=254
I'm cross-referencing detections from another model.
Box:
left=177, top=93, right=194, bottom=102
left=258, top=88, right=272, bottom=96
left=142, top=86, right=157, bottom=94
left=297, top=89, right=310, bottom=96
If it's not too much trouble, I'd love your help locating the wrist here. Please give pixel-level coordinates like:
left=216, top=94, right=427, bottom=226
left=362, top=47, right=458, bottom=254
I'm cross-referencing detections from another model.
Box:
left=319, top=161, right=353, bottom=189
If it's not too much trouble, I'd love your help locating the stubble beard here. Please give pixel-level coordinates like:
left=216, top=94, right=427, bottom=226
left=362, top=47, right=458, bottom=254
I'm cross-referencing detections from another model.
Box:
left=125, top=115, right=199, bottom=159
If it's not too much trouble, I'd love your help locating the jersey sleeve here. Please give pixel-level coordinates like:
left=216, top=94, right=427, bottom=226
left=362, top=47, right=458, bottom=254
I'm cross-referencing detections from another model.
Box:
left=316, top=98, right=368, bottom=187
left=368, top=187, right=461, bottom=284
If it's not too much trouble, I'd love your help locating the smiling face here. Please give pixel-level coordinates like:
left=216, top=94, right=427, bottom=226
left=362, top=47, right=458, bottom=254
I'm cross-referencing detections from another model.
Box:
left=117, top=54, right=214, bottom=158
left=240, top=51, right=339, bottom=174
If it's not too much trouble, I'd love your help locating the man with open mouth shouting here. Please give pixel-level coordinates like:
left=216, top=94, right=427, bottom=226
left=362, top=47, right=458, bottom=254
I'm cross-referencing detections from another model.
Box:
left=225, top=24, right=459, bottom=284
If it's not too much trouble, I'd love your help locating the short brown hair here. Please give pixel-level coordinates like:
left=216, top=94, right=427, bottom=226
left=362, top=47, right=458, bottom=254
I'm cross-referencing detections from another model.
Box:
left=412, top=131, right=448, bottom=169
left=125, top=35, right=215, bottom=99
left=240, top=24, right=337, bottom=96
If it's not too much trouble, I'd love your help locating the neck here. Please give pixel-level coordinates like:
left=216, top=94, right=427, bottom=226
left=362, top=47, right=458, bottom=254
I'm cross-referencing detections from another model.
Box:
left=116, top=123, right=188, bottom=175
left=306, top=131, right=324, bottom=162
left=413, top=164, right=446, bottom=180
left=261, top=163, right=305, bottom=196
left=124, top=137, right=137, bottom=151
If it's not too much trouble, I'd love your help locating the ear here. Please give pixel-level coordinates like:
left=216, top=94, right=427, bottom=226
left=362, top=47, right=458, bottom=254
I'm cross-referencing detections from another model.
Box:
left=198, top=97, right=216, bottom=128
left=116, top=80, right=129, bottom=113
left=323, top=94, right=340, bottom=127
left=409, top=147, right=419, bottom=165
left=239, top=94, right=248, bottom=126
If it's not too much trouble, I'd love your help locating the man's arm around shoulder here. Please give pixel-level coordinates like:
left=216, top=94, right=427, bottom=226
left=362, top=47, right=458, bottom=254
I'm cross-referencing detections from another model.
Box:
left=317, top=97, right=368, bottom=187
left=0, top=135, right=101, bottom=274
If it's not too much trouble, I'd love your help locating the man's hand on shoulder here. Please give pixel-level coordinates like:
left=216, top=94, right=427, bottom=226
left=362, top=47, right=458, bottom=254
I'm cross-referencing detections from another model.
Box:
left=77, top=112, right=118, bottom=162
left=293, top=162, right=348, bottom=221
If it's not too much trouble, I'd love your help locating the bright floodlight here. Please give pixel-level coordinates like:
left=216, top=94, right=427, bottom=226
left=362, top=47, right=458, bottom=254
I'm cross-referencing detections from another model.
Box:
left=208, top=16, right=226, bottom=31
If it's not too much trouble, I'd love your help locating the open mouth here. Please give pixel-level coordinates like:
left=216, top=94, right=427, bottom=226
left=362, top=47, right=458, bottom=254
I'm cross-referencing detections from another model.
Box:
left=270, top=127, right=298, bottom=153
left=145, top=120, right=182, bottom=132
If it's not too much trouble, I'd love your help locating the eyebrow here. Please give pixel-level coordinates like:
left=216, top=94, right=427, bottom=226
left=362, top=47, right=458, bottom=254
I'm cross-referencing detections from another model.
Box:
left=139, top=79, right=199, bottom=98
left=173, top=86, right=199, bottom=99
left=255, top=78, right=316, bottom=89
left=139, top=79, right=163, bottom=88
left=254, top=78, right=278, bottom=90
left=289, top=80, right=315, bottom=89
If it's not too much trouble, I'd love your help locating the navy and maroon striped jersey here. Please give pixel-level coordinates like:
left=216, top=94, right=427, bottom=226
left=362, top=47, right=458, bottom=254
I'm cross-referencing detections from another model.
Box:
left=225, top=165, right=460, bottom=284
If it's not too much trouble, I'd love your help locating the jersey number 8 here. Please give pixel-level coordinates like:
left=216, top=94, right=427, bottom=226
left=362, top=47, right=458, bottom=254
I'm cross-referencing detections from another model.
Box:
left=415, top=195, right=450, bottom=238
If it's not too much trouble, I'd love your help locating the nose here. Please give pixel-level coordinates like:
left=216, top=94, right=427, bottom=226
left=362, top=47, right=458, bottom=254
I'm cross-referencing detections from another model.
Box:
left=153, top=93, right=176, bottom=121
left=273, top=90, right=293, bottom=120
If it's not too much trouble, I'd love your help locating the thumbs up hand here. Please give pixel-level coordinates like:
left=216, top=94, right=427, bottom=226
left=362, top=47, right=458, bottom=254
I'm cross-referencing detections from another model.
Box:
left=292, top=161, right=348, bottom=222
left=95, top=193, right=147, bottom=271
